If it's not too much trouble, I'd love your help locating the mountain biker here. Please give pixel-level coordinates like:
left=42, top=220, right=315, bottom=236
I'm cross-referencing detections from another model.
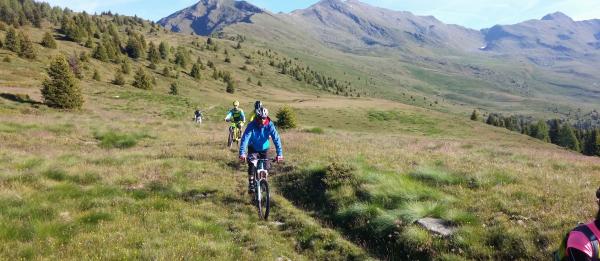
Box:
left=559, top=187, right=600, bottom=261
left=239, top=106, right=283, bottom=193
left=224, top=100, right=246, bottom=131
left=194, top=109, right=203, bottom=123
left=248, top=100, right=262, bottom=123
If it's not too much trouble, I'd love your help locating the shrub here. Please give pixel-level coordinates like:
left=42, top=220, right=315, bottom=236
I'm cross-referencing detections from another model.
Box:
left=275, top=105, right=298, bottom=130
left=305, top=127, right=324, bottom=134
left=226, top=80, right=235, bottom=94
left=92, top=69, right=101, bottom=81
left=112, top=71, right=125, bottom=86
left=41, top=55, right=83, bottom=109
left=132, top=67, right=152, bottom=90
left=470, top=109, right=480, bottom=121
left=169, top=82, right=179, bottom=95
left=41, top=32, right=57, bottom=49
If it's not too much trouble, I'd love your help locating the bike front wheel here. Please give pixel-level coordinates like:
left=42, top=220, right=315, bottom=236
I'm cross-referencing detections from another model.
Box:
left=227, top=127, right=234, bottom=148
left=256, top=180, right=270, bottom=220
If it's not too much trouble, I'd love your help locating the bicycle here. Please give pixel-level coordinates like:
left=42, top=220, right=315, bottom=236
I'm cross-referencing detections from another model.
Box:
left=226, top=120, right=242, bottom=148
left=249, top=157, right=275, bottom=220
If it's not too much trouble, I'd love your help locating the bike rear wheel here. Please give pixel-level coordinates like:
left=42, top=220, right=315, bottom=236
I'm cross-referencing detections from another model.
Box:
left=256, top=180, right=270, bottom=220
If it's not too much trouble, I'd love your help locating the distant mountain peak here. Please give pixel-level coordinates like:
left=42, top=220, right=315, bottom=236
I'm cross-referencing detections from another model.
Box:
left=158, top=0, right=263, bottom=36
left=541, top=12, right=573, bottom=21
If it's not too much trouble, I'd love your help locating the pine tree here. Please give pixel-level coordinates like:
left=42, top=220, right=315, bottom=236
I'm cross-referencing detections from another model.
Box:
left=532, top=120, right=550, bottom=142
left=41, top=55, right=83, bottom=109
left=174, top=47, right=189, bottom=68
left=581, top=129, right=600, bottom=156
left=18, top=32, right=35, bottom=59
left=224, top=55, right=231, bottom=63
left=275, top=105, right=298, bottom=130
left=92, top=43, right=109, bottom=62
left=5, top=27, right=20, bottom=53
left=147, top=41, right=160, bottom=64
left=159, top=41, right=169, bottom=60
left=84, top=37, right=94, bottom=48
left=190, top=63, right=201, bottom=79
left=132, top=67, right=152, bottom=90
left=548, top=119, right=561, bottom=144
left=470, top=110, right=480, bottom=121
left=125, top=37, right=143, bottom=59
left=112, top=71, right=125, bottom=86
left=41, top=32, right=57, bottom=49
left=93, top=69, right=101, bottom=81
left=169, top=82, right=179, bottom=95
left=558, top=124, right=580, bottom=151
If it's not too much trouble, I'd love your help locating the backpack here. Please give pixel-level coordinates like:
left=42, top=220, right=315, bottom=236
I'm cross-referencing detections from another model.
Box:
left=554, top=224, right=600, bottom=261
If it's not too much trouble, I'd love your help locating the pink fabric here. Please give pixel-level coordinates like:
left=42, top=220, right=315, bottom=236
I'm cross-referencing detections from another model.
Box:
left=567, top=221, right=600, bottom=258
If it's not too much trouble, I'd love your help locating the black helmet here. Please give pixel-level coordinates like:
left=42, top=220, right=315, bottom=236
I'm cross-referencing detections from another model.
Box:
left=255, top=107, right=269, bottom=119
left=254, top=101, right=263, bottom=110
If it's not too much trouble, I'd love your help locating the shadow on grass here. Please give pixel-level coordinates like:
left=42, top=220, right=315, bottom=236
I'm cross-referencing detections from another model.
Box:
left=0, top=93, right=42, bottom=105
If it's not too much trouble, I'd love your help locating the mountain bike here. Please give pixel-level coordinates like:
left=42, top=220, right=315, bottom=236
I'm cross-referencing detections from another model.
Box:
left=226, top=120, right=242, bottom=148
left=249, top=157, right=275, bottom=220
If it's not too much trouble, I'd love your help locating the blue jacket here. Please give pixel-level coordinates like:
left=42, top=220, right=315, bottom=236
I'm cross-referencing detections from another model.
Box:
left=239, top=118, right=283, bottom=157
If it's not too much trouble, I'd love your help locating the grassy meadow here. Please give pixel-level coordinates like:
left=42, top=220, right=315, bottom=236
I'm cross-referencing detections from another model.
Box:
left=0, top=20, right=600, bottom=260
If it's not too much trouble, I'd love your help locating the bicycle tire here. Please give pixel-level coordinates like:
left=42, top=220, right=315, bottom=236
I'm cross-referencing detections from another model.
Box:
left=227, top=127, right=234, bottom=148
left=256, top=180, right=270, bottom=220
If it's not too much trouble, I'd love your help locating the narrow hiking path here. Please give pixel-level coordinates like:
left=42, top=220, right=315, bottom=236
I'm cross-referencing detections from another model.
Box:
left=0, top=96, right=372, bottom=260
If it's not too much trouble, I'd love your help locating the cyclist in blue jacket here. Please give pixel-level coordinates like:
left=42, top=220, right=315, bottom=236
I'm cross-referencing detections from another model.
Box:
left=239, top=106, right=283, bottom=193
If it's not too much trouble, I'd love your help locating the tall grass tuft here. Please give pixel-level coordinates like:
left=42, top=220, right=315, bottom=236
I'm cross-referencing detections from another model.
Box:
left=94, top=130, right=149, bottom=149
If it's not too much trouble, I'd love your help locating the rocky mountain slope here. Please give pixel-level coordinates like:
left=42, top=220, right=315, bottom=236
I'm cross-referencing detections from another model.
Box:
left=157, top=0, right=263, bottom=35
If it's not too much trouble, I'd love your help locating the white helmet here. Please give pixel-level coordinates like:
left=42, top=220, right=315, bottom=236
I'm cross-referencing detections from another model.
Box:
left=255, top=107, right=269, bottom=119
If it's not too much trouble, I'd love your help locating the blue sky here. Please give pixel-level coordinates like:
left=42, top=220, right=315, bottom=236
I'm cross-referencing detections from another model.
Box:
left=44, top=0, right=600, bottom=29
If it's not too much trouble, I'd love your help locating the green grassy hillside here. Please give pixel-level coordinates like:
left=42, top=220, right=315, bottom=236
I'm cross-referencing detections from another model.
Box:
left=0, top=5, right=600, bottom=260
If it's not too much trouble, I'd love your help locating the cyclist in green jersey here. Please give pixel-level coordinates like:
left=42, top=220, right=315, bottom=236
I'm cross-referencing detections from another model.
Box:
left=225, top=100, right=246, bottom=129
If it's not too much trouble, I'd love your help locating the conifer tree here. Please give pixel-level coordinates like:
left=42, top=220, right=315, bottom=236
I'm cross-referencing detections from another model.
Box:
left=132, top=67, right=152, bottom=90
left=41, top=55, right=83, bottom=109
left=92, top=43, right=109, bottom=62
left=275, top=105, right=298, bottom=130
left=18, top=32, right=35, bottom=59
left=558, top=124, right=580, bottom=151
left=583, top=129, right=600, bottom=156
left=5, top=27, right=20, bottom=53
left=533, top=120, right=550, bottom=142
left=190, top=63, right=201, bottom=79
left=41, top=32, right=57, bottom=49
left=159, top=41, right=169, bottom=60
left=125, top=37, right=143, bottom=59
left=147, top=41, right=160, bottom=64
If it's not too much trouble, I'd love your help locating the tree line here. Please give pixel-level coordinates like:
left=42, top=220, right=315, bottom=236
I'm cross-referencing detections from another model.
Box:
left=472, top=110, right=600, bottom=156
